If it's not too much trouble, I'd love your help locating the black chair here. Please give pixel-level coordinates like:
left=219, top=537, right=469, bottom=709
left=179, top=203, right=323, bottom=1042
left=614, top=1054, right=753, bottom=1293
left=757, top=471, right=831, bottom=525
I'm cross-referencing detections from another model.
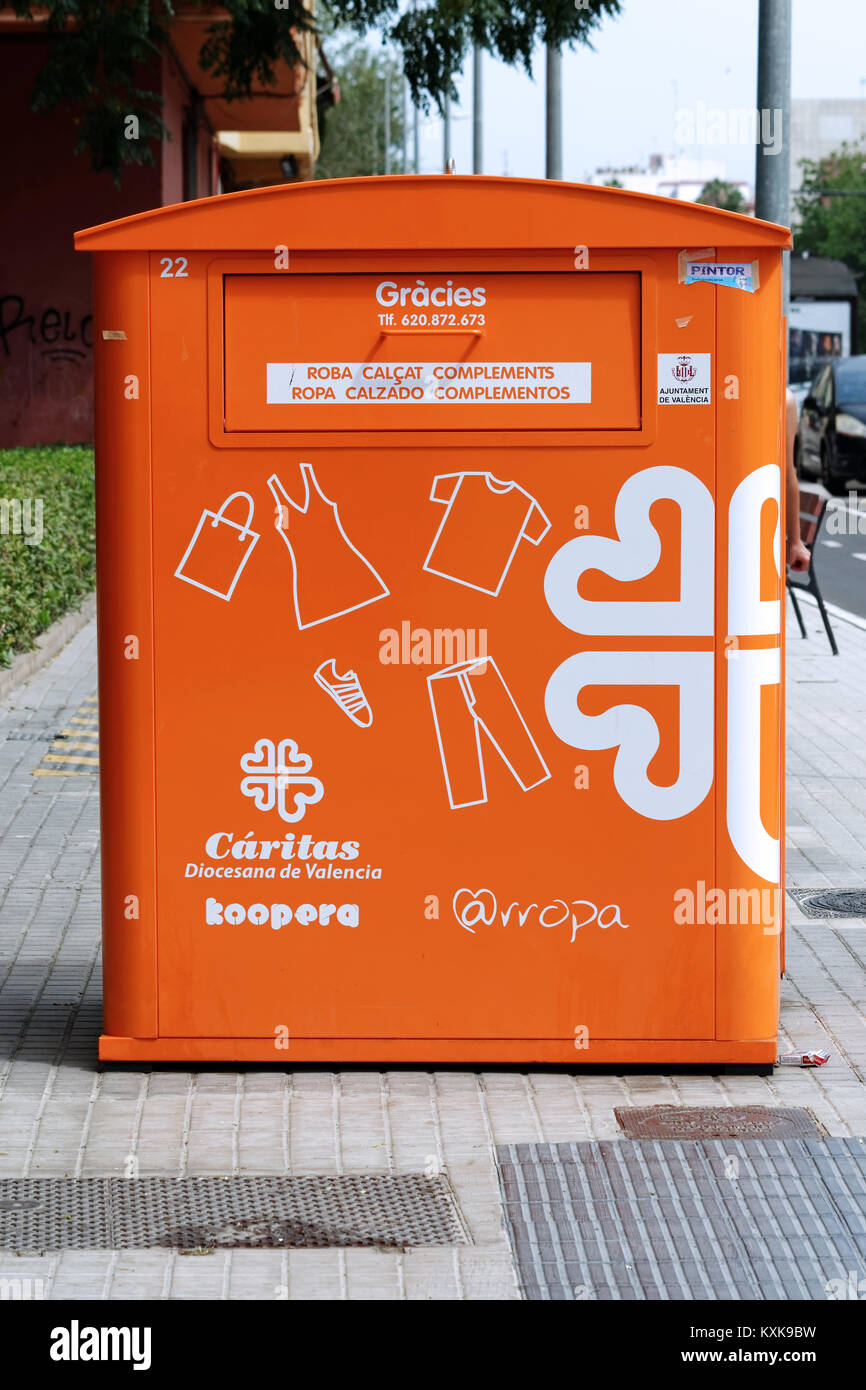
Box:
left=786, top=488, right=838, bottom=655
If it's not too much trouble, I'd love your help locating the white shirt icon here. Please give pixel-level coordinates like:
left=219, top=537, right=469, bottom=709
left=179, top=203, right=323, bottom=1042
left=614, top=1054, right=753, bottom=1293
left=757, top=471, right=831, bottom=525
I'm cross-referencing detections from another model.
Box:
left=424, top=472, right=551, bottom=597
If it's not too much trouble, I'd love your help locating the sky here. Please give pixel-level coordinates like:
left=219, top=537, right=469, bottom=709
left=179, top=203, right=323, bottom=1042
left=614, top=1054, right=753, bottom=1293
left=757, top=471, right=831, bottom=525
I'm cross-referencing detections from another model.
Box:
left=407, top=0, right=866, bottom=182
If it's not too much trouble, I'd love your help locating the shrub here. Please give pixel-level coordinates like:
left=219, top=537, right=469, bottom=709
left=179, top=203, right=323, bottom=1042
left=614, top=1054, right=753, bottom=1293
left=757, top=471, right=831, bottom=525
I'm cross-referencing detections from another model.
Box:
left=0, top=446, right=95, bottom=666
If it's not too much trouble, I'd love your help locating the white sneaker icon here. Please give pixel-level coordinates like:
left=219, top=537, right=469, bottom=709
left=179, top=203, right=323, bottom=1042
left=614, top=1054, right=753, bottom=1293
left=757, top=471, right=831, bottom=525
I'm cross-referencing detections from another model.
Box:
left=314, top=660, right=373, bottom=728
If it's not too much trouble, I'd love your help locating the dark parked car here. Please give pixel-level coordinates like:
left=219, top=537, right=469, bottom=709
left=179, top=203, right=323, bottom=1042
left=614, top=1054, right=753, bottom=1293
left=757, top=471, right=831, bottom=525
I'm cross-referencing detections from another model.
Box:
left=795, top=356, right=866, bottom=495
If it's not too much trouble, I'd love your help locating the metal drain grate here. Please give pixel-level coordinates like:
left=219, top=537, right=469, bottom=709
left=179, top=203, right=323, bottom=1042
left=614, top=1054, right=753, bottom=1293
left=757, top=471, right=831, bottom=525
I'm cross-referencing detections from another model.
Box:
left=614, top=1105, right=819, bottom=1140
left=787, top=888, right=866, bottom=920
left=2, top=731, right=59, bottom=742
left=497, top=1138, right=866, bottom=1300
left=0, top=1175, right=469, bottom=1251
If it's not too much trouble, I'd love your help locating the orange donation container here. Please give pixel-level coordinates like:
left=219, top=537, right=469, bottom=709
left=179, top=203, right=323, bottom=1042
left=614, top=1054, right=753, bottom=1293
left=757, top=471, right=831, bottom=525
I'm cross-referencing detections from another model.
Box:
left=75, top=177, right=791, bottom=1065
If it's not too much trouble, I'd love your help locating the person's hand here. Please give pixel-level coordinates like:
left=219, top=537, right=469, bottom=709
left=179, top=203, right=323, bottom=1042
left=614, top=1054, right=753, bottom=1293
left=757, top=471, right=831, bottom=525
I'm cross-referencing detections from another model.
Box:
left=787, top=538, right=811, bottom=572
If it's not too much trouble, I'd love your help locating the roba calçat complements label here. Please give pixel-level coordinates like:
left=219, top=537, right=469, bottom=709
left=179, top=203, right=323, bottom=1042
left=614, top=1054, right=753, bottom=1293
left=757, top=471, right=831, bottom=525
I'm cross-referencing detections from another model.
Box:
left=266, top=361, right=592, bottom=406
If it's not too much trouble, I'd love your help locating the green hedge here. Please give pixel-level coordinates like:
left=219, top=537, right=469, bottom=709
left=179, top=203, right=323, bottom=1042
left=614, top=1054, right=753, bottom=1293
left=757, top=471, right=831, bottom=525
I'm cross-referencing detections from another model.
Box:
left=0, top=446, right=95, bottom=666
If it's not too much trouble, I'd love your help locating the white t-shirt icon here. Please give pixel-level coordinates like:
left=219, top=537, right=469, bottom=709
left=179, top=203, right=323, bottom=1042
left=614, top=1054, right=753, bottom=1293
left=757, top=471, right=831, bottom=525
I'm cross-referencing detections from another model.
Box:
left=424, top=472, right=551, bottom=597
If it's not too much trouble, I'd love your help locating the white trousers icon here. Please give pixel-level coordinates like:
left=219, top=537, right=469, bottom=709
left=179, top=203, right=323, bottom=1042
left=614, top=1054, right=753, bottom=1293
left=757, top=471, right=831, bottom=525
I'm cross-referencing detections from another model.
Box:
left=427, top=657, right=551, bottom=809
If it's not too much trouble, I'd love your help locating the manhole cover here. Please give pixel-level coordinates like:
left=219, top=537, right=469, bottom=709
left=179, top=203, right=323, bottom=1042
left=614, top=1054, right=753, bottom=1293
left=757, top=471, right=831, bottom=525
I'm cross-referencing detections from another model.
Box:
left=614, top=1105, right=819, bottom=1140
left=0, top=1175, right=469, bottom=1251
left=787, top=888, right=866, bottom=920
left=497, top=1137, right=866, bottom=1300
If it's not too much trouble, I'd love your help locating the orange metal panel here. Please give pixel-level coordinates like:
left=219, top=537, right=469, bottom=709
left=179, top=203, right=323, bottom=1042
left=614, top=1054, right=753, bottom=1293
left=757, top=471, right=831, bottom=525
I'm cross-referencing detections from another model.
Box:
left=99, top=1036, right=777, bottom=1064
left=205, top=251, right=661, bottom=452
left=714, top=247, right=785, bottom=1041
left=93, top=252, right=159, bottom=1040
left=223, top=271, right=640, bottom=433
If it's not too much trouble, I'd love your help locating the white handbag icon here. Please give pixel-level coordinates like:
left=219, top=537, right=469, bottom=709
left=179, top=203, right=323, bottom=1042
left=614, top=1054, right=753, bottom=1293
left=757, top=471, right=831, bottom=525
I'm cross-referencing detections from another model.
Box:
left=174, top=492, right=259, bottom=601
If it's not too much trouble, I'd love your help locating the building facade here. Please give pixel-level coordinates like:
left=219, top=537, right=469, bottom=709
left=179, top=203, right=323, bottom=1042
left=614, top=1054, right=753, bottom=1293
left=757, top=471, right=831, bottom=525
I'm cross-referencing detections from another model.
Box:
left=791, top=98, right=866, bottom=196
left=0, top=8, right=319, bottom=447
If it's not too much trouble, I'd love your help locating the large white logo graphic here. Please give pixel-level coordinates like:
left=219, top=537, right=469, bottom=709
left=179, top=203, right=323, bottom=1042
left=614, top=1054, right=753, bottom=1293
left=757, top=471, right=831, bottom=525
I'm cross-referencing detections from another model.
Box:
left=726, top=646, right=781, bottom=884
left=543, top=463, right=781, bottom=881
left=726, top=466, right=781, bottom=880
left=728, top=464, right=782, bottom=636
left=545, top=651, right=714, bottom=821
left=544, top=465, right=714, bottom=635
left=240, top=738, right=324, bottom=823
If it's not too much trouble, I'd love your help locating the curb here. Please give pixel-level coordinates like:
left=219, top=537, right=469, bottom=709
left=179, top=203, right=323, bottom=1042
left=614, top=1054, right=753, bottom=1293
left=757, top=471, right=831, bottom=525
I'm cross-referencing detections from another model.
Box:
left=0, top=594, right=96, bottom=703
left=791, top=588, right=866, bottom=634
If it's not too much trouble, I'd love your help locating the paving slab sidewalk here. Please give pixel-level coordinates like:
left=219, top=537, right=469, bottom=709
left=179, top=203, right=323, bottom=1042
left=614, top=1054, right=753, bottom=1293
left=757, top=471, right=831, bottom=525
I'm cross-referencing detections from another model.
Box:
left=0, top=604, right=864, bottom=1300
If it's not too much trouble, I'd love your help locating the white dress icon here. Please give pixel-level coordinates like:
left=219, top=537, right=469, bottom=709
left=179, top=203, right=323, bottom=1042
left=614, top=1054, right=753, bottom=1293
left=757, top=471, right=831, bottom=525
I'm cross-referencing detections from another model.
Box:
left=267, top=464, right=389, bottom=629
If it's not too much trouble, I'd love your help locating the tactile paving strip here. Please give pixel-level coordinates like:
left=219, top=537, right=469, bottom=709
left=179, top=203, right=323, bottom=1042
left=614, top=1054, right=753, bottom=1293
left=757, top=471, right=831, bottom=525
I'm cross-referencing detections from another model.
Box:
left=614, top=1105, right=819, bottom=1140
left=32, top=694, right=99, bottom=776
left=0, top=1174, right=469, bottom=1251
left=496, top=1138, right=866, bottom=1300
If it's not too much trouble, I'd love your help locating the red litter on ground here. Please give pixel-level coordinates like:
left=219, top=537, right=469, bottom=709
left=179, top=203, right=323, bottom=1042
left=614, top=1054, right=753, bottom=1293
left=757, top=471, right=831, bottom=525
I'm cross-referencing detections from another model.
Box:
left=778, top=1049, right=831, bottom=1067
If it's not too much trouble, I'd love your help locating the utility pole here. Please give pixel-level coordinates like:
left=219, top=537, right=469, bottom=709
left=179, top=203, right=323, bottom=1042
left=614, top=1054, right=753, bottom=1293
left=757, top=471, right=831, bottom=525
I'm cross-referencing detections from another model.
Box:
left=443, top=88, right=452, bottom=169
left=473, top=46, right=483, bottom=174
left=411, top=0, right=419, bottom=174
left=402, top=69, right=408, bottom=172
left=384, top=62, right=391, bottom=175
left=546, top=43, right=562, bottom=180
left=755, top=0, right=792, bottom=312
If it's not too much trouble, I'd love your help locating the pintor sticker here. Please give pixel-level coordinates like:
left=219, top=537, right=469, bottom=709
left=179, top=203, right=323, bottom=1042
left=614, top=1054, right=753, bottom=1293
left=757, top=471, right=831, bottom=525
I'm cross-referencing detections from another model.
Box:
left=657, top=353, right=712, bottom=405
left=677, top=249, right=760, bottom=293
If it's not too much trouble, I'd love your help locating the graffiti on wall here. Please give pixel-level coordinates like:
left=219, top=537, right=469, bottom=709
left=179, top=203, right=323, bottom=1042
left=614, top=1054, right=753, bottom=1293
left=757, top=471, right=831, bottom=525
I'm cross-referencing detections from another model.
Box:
left=1, top=294, right=93, bottom=361
left=0, top=294, right=94, bottom=442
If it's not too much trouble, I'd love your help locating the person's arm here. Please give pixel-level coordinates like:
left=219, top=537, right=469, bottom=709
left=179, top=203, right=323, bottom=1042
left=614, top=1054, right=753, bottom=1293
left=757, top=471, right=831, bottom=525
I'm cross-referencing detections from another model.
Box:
left=786, top=390, right=811, bottom=572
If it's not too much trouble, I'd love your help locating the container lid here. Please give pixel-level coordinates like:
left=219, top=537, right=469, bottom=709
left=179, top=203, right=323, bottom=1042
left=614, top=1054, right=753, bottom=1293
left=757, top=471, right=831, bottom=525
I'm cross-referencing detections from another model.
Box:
left=74, top=175, right=792, bottom=253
